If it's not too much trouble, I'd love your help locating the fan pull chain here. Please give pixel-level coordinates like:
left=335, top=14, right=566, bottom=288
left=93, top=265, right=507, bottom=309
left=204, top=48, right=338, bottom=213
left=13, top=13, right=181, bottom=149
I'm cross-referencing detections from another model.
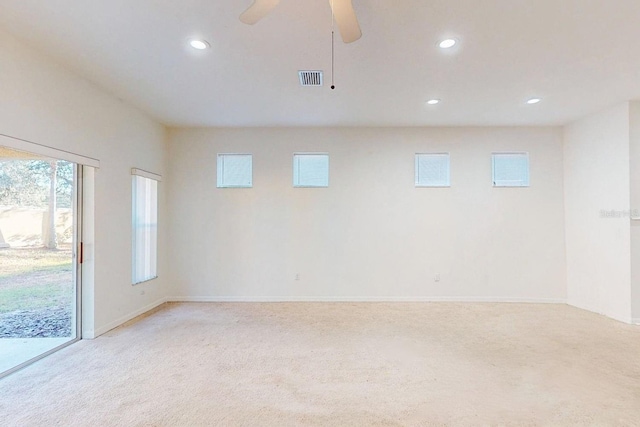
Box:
left=331, top=30, right=335, bottom=90
left=330, top=0, right=335, bottom=90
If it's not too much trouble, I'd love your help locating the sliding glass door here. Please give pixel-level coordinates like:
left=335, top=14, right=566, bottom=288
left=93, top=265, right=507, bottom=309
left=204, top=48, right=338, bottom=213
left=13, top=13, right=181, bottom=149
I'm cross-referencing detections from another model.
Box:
left=0, top=146, right=81, bottom=376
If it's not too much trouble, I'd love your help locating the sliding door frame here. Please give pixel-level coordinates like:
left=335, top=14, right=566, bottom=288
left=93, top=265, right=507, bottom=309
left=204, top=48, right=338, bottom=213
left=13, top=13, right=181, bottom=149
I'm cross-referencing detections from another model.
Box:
left=0, top=163, right=83, bottom=378
left=73, top=164, right=83, bottom=341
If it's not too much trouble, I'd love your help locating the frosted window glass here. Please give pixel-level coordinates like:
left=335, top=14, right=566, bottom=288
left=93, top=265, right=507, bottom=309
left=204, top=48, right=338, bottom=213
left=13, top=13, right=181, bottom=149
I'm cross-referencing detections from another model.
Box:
left=293, top=153, right=329, bottom=187
left=492, top=153, right=529, bottom=187
left=415, top=153, right=450, bottom=187
left=132, top=175, right=158, bottom=284
left=217, top=154, right=253, bottom=188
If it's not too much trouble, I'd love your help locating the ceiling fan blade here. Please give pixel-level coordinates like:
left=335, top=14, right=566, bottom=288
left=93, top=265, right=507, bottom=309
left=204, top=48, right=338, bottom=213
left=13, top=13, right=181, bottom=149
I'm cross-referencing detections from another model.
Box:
left=239, top=0, right=281, bottom=25
left=329, top=0, right=362, bottom=43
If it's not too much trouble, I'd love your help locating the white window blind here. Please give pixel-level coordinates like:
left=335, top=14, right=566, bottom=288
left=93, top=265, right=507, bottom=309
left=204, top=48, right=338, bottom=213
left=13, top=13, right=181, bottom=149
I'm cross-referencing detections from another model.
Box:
left=217, top=154, right=252, bottom=188
left=293, top=153, right=329, bottom=187
left=415, top=153, right=450, bottom=187
left=132, top=171, right=159, bottom=284
left=492, top=153, right=529, bottom=187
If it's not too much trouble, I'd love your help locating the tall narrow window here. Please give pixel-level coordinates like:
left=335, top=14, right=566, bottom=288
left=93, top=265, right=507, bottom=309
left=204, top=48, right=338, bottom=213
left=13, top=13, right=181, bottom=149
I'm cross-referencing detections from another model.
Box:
left=492, top=153, right=529, bottom=187
left=132, top=169, right=160, bottom=284
left=293, top=153, right=329, bottom=187
left=415, top=153, right=450, bottom=187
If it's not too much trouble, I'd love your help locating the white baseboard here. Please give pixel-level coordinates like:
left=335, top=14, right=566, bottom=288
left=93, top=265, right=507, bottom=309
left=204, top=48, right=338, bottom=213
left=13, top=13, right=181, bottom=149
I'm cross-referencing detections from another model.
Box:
left=87, top=297, right=168, bottom=339
left=168, top=296, right=566, bottom=304
left=83, top=296, right=566, bottom=339
left=566, top=301, right=637, bottom=325
left=81, top=298, right=637, bottom=338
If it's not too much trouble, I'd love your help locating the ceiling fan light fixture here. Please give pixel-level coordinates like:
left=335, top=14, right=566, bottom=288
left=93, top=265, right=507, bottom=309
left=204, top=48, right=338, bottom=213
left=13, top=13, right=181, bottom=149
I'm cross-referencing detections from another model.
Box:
left=438, top=39, right=457, bottom=49
left=240, top=0, right=361, bottom=44
left=189, top=39, right=210, bottom=50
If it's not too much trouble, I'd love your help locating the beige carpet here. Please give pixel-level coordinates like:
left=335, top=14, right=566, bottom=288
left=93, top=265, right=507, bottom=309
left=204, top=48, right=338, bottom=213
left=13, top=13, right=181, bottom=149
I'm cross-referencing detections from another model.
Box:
left=1, top=302, right=639, bottom=426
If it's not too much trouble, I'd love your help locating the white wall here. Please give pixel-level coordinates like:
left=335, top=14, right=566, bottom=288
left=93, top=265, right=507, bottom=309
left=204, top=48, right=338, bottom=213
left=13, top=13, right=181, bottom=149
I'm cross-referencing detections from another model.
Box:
left=563, top=102, right=632, bottom=323
left=168, top=127, right=566, bottom=302
left=629, top=101, right=640, bottom=323
left=0, top=29, right=169, bottom=336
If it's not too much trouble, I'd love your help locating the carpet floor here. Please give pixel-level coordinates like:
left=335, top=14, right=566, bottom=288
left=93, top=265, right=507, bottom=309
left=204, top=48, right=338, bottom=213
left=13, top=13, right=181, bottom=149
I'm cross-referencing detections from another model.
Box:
left=1, top=302, right=639, bottom=426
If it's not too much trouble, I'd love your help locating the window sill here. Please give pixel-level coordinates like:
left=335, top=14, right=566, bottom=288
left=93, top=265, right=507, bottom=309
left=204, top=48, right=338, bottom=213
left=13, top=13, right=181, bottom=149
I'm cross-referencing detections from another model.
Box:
left=132, top=276, right=158, bottom=286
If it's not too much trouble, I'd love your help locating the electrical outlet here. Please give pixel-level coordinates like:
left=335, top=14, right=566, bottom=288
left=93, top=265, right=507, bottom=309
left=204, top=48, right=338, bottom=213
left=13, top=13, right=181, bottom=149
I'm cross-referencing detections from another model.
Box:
left=434, top=274, right=441, bottom=282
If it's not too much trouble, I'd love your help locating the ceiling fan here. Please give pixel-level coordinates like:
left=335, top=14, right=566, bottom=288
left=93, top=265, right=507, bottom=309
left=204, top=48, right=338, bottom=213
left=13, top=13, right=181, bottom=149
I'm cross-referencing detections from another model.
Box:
left=240, top=0, right=362, bottom=43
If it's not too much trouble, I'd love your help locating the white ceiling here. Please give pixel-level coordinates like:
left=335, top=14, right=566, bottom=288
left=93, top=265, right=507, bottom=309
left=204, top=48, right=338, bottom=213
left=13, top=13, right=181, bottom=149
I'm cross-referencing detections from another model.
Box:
left=1, top=0, right=639, bottom=127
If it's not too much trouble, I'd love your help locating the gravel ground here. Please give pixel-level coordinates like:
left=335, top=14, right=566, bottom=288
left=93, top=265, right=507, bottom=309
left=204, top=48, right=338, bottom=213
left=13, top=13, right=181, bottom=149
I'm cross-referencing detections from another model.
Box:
left=0, top=306, right=72, bottom=338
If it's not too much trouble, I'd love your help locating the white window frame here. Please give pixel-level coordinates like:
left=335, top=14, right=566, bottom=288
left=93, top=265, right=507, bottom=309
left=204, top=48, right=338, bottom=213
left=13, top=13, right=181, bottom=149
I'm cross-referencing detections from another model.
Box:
left=217, top=154, right=253, bottom=188
left=132, top=168, right=160, bottom=285
left=492, top=152, right=530, bottom=187
left=293, top=152, right=329, bottom=188
left=415, top=153, right=451, bottom=187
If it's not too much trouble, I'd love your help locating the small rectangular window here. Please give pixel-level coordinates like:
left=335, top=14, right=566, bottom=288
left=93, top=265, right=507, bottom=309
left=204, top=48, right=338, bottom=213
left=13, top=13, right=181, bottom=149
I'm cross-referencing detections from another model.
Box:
left=293, top=153, right=329, bottom=187
left=492, top=152, right=529, bottom=187
left=415, top=153, right=450, bottom=187
left=217, top=154, right=252, bottom=188
left=132, top=169, right=160, bottom=285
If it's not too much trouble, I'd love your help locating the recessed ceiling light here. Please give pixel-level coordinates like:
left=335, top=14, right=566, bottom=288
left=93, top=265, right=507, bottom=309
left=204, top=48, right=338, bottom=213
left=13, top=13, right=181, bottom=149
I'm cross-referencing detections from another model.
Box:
left=527, top=98, right=542, bottom=104
left=189, top=39, right=209, bottom=50
left=427, top=99, right=440, bottom=105
left=439, top=39, right=457, bottom=49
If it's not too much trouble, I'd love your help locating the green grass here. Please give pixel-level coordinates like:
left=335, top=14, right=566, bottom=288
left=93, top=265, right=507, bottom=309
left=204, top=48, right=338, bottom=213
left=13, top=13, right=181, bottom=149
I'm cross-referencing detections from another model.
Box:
left=0, top=246, right=73, bottom=278
left=0, top=282, right=73, bottom=313
left=0, top=247, right=74, bottom=314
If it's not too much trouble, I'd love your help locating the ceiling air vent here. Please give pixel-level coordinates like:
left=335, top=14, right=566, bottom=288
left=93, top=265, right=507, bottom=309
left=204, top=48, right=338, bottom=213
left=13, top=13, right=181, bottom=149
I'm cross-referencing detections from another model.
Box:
left=298, top=70, right=323, bottom=87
